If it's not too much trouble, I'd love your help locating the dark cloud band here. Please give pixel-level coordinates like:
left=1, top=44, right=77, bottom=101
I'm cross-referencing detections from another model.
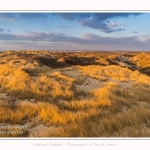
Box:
left=0, top=28, right=4, bottom=32
left=0, top=31, right=149, bottom=50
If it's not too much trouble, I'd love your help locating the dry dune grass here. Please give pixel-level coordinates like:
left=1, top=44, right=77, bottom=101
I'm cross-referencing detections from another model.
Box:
left=78, top=65, right=131, bottom=81
left=0, top=51, right=150, bottom=137
left=65, top=106, right=150, bottom=137
left=0, top=65, right=31, bottom=98
left=2, top=74, right=149, bottom=137
left=0, top=100, right=98, bottom=128
left=31, top=74, right=74, bottom=100
left=131, top=52, right=150, bottom=68
left=61, top=83, right=116, bottom=111
left=0, top=65, right=75, bottom=100
left=78, top=65, right=150, bottom=84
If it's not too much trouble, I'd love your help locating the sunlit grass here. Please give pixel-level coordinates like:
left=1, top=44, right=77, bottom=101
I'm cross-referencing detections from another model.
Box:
left=0, top=51, right=150, bottom=137
left=131, top=52, right=150, bottom=68
left=0, top=65, right=75, bottom=100
left=78, top=65, right=150, bottom=84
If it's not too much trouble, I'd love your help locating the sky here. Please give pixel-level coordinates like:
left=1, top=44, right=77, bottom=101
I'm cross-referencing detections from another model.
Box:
left=0, top=12, right=150, bottom=51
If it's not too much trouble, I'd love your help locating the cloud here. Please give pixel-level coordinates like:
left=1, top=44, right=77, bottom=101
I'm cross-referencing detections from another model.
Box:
left=116, top=28, right=125, bottom=32
left=79, top=18, right=113, bottom=32
left=0, top=32, right=83, bottom=43
left=118, top=23, right=127, bottom=27
left=18, top=13, right=48, bottom=19
left=90, top=13, right=142, bottom=21
left=79, top=18, right=126, bottom=33
left=0, top=31, right=149, bottom=50
left=108, top=21, right=127, bottom=28
left=0, top=13, right=142, bottom=33
left=6, top=29, right=11, bottom=32
left=0, top=28, right=4, bottom=32
left=108, top=21, right=118, bottom=27
left=138, top=34, right=150, bottom=42
left=54, top=13, right=142, bottom=33
left=0, top=13, right=48, bottom=21
left=60, top=25, right=70, bottom=28
left=53, top=13, right=142, bottom=21
left=132, top=31, right=138, bottom=33
left=0, top=12, right=142, bottom=22
left=0, top=13, right=17, bottom=20
left=141, top=34, right=149, bottom=38
left=0, top=31, right=130, bottom=45
left=52, top=13, right=91, bottom=21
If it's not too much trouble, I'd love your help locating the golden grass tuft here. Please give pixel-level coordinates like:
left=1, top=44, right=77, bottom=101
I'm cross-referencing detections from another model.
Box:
left=30, top=72, right=75, bottom=100
left=0, top=100, right=99, bottom=127
left=131, top=52, right=150, bottom=68
left=62, top=82, right=118, bottom=111
left=78, top=65, right=150, bottom=84
left=0, top=65, right=75, bottom=100
left=78, top=65, right=131, bottom=81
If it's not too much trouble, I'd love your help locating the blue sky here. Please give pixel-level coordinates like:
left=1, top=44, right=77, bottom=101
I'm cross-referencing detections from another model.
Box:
left=0, top=12, right=150, bottom=51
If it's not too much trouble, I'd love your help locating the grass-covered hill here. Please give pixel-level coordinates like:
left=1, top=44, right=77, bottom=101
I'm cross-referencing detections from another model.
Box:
left=0, top=50, right=150, bottom=137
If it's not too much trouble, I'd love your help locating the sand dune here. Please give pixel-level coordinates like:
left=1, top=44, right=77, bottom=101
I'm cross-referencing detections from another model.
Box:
left=0, top=50, right=150, bottom=137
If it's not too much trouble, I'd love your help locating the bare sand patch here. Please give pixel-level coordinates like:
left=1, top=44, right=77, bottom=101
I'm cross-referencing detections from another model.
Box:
left=61, top=69, right=82, bottom=78
left=112, top=80, right=135, bottom=89
left=76, top=77, right=103, bottom=91
left=62, top=68, right=103, bottom=92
